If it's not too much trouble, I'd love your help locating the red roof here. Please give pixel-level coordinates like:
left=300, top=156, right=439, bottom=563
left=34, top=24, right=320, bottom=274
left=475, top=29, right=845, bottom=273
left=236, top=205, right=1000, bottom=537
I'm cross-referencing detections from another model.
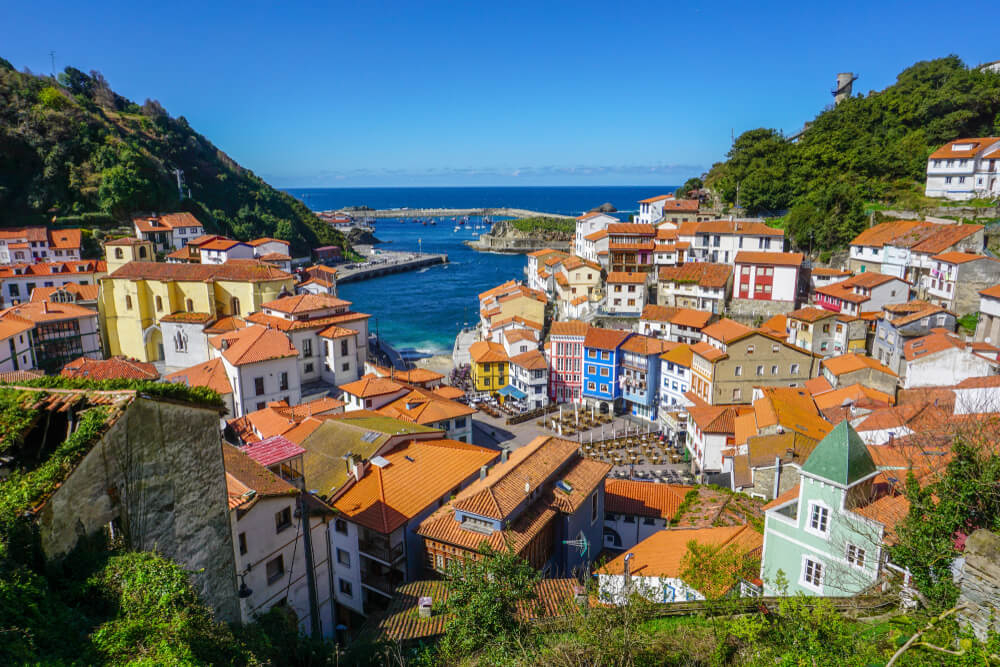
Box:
left=240, top=434, right=306, bottom=467
left=734, top=251, right=804, bottom=266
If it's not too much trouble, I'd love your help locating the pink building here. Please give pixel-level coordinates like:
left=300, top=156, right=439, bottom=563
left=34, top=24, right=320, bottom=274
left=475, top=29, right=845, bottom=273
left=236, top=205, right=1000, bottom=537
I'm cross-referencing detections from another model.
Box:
left=546, top=320, right=589, bottom=403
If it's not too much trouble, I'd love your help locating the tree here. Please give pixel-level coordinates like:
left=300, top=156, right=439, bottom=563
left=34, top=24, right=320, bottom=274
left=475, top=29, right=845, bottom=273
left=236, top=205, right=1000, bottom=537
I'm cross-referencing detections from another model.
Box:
left=676, top=177, right=703, bottom=198
left=58, top=66, right=93, bottom=97
left=784, top=181, right=868, bottom=252
left=438, top=545, right=541, bottom=662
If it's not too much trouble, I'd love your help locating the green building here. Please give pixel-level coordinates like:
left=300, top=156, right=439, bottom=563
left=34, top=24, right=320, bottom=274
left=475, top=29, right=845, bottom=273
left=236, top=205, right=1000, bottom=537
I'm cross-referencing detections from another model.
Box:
left=760, top=421, right=895, bottom=597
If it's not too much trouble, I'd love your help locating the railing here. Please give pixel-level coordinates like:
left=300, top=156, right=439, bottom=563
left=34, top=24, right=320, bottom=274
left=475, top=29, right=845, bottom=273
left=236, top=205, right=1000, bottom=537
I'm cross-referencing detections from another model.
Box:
left=359, top=538, right=404, bottom=564
left=506, top=403, right=559, bottom=425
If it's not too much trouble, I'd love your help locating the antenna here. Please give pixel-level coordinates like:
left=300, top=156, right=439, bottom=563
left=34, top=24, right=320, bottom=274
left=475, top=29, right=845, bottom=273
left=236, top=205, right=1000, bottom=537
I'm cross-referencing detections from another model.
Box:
left=49, top=51, right=56, bottom=77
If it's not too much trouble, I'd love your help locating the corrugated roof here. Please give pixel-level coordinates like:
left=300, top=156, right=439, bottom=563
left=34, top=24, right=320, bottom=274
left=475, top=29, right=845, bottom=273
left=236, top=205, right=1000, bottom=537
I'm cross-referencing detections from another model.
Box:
left=604, top=480, right=692, bottom=519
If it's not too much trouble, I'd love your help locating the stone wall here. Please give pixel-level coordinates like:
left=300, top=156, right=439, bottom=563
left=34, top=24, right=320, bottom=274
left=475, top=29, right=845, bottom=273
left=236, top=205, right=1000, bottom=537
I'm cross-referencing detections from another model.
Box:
left=38, top=397, right=240, bottom=623
left=958, top=529, right=1000, bottom=640
left=727, top=299, right=797, bottom=327
left=881, top=207, right=1000, bottom=222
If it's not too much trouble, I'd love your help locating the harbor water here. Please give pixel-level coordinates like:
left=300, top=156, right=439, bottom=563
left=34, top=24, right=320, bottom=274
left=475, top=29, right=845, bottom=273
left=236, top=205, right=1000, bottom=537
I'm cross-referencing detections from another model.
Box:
left=286, top=186, right=677, bottom=354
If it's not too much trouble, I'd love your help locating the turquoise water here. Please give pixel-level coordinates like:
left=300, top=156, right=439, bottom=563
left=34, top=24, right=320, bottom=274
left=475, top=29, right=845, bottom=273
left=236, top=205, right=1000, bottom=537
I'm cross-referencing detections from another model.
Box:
left=286, top=186, right=677, bottom=353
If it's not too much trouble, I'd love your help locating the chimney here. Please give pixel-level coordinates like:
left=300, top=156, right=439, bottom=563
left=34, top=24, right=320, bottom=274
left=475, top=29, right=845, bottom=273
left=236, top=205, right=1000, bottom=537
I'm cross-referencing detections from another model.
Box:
left=501, top=448, right=509, bottom=463
left=773, top=456, right=782, bottom=499
left=42, top=301, right=49, bottom=314
left=479, top=465, right=488, bottom=480
left=573, top=585, right=587, bottom=607
left=418, top=596, right=433, bottom=618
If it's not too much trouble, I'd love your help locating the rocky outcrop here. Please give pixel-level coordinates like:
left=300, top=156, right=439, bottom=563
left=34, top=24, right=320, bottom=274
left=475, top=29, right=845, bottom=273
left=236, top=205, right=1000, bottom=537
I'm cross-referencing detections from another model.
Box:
left=346, top=227, right=383, bottom=245
left=465, top=219, right=572, bottom=254
left=957, top=529, right=1000, bottom=640
left=591, top=202, right=617, bottom=213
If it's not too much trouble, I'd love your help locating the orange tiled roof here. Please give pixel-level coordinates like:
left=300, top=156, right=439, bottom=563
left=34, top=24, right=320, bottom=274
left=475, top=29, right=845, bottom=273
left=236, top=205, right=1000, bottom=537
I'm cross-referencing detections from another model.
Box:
left=583, top=327, right=631, bottom=351
left=333, top=438, right=498, bottom=534
left=690, top=340, right=726, bottom=362
left=199, top=238, right=247, bottom=252
left=687, top=404, right=743, bottom=433
left=159, top=311, right=214, bottom=324
left=509, top=349, right=548, bottom=370
left=788, top=307, right=837, bottom=323
left=583, top=229, right=609, bottom=241
left=263, top=293, right=351, bottom=314
left=248, top=237, right=290, bottom=247
left=606, top=271, right=647, bottom=284
left=48, top=228, right=81, bottom=250
left=469, top=340, right=509, bottom=364
left=246, top=309, right=370, bottom=332
left=0, top=300, right=96, bottom=323
left=549, top=320, right=589, bottom=337
left=600, top=524, right=762, bottom=593
left=811, top=267, right=852, bottom=276
left=209, top=324, right=297, bottom=366
left=928, top=137, right=1000, bottom=159
left=733, top=251, right=803, bottom=266
left=377, top=387, right=475, bottom=426
left=30, top=282, right=100, bottom=302
left=163, top=358, right=233, bottom=396
left=660, top=343, right=693, bottom=367
left=658, top=263, right=732, bottom=288
left=702, top=318, right=752, bottom=343
left=763, top=484, right=800, bottom=510
left=931, top=251, right=991, bottom=264
left=223, top=443, right=298, bottom=511
left=132, top=212, right=202, bottom=232
left=604, top=480, right=692, bottom=519
left=340, top=374, right=404, bottom=398
left=822, top=352, right=897, bottom=377
left=661, top=199, right=700, bottom=212
left=61, top=356, right=159, bottom=381
left=812, top=383, right=894, bottom=410
left=108, top=259, right=292, bottom=283
left=607, top=223, right=656, bottom=235
left=621, top=335, right=674, bottom=356
left=0, top=260, right=105, bottom=278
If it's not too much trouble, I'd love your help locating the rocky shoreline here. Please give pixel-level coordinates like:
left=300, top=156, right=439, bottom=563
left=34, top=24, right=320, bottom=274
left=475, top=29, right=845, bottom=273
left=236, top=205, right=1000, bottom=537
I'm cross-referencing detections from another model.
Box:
left=465, top=219, right=573, bottom=254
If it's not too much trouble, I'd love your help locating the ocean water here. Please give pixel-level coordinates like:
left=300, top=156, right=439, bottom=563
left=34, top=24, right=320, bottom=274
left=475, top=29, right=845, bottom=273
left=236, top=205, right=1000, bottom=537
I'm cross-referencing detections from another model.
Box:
left=285, top=186, right=677, bottom=354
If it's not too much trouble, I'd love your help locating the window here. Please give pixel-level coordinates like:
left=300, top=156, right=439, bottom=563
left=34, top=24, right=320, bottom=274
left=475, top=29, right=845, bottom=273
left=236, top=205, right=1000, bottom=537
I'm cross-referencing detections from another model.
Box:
left=771, top=365, right=778, bottom=375
left=338, top=578, right=353, bottom=597
left=435, top=554, right=445, bottom=571
left=807, top=503, right=829, bottom=535
left=642, top=517, right=656, bottom=526
left=185, top=298, right=194, bottom=312
left=304, top=362, right=314, bottom=374
left=601, top=351, right=610, bottom=361
left=341, top=340, right=349, bottom=356
left=254, top=377, right=265, bottom=396
left=279, top=372, right=289, bottom=391
left=790, top=363, right=800, bottom=374
left=337, top=548, right=351, bottom=567
left=756, top=365, right=764, bottom=376
left=600, top=367, right=609, bottom=377
left=230, top=297, right=240, bottom=314
left=732, top=388, right=742, bottom=401
left=256, top=401, right=265, bottom=411
left=275, top=507, right=292, bottom=533
left=124, top=295, right=133, bottom=310
left=624, top=515, right=636, bottom=524
left=266, top=555, right=285, bottom=584
left=846, top=544, right=866, bottom=569
left=591, top=493, right=598, bottom=523
left=114, top=248, right=124, bottom=259
left=342, top=362, right=350, bottom=372
left=238, top=532, right=247, bottom=555
left=154, top=295, right=163, bottom=311
left=771, top=344, right=780, bottom=353
left=335, top=519, right=348, bottom=535
left=600, top=383, right=608, bottom=393
left=302, top=339, right=312, bottom=357
left=734, top=365, right=742, bottom=377
left=139, top=246, right=148, bottom=259
left=746, top=345, right=754, bottom=354
left=801, top=557, right=823, bottom=590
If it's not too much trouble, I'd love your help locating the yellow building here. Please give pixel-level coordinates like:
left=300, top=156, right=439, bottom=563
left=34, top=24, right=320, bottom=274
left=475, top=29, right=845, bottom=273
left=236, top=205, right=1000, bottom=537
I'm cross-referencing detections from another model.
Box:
left=99, top=260, right=296, bottom=361
left=104, top=237, right=155, bottom=273
left=468, top=340, right=509, bottom=393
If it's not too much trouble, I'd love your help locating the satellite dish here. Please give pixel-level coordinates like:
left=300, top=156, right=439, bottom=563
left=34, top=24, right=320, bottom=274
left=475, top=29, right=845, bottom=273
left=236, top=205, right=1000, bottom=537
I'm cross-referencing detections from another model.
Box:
left=562, top=530, right=589, bottom=559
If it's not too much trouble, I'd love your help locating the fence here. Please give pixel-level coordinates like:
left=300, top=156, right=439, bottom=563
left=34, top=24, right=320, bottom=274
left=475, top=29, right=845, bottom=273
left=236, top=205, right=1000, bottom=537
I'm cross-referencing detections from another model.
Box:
left=506, top=403, right=559, bottom=425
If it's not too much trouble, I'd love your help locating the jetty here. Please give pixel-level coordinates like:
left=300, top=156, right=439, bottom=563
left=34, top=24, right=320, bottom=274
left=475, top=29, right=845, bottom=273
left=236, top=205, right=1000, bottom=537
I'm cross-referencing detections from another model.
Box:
left=326, top=207, right=574, bottom=220
left=336, top=250, right=448, bottom=283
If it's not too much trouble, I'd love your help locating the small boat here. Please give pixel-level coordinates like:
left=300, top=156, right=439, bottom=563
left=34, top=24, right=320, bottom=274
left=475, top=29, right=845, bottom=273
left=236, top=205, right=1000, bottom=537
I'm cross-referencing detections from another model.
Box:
left=430, top=220, right=436, bottom=225
left=453, top=226, right=460, bottom=232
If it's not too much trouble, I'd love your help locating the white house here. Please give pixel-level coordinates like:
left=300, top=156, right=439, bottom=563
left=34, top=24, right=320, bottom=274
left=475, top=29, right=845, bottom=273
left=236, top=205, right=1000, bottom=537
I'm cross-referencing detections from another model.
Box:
left=223, top=444, right=336, bottom=637
left=575, top=212, right=617, bottom=252
left=0, top=227, right=82, bottom=265
left=339, top=374, right=409, bottom=411
left=0, top=316, right=34, bottom=372
left=659, top=344, right=695, bottom=414
left=635, top=195, right=680, bottom=225
left=975, top=284, right=1000, bottom=344
left=132, top=212, right=205, bottom=252
left=602, top=480, right=692, bottom=552
left=677, top=219, right=785, bottom=265
left=925, top=138, right=1000, bottom=200
left=0, top=260, right=106, bottom=306
left=733, top=251, right=803, bottom=305
left=209, top=324, right=301, bottom=417
left=605, top=272, right=647, bottom=316
left=953, top=375, right=1000, bottom=414
left=657, top=263, right=733, bottom=315
left=813, top=272, right=910, bottom=316
left=247, top=293, right=370, bottom=390
left=159, top=312, right=217, bottom=370
left=597, top=524, right=762, bottom=604
left=508, top=349, right=549, bottom=410
left=576, top=229, right=610, bottom=268
left=903, top=329, right=1000, bottom=389
left=199, top=239, right=255, bottom=264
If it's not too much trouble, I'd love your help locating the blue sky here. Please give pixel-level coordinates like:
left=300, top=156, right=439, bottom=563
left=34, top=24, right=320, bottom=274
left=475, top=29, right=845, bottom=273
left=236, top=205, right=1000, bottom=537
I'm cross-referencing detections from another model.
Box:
left=4, top=1, right=999, bottom=187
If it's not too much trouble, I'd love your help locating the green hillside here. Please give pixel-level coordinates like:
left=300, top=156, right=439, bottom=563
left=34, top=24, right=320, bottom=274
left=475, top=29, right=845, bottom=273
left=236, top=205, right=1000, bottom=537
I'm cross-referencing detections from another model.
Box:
left=706, top=56, right=1000, bottom=251
left=0, top=58, right=347, bottom=256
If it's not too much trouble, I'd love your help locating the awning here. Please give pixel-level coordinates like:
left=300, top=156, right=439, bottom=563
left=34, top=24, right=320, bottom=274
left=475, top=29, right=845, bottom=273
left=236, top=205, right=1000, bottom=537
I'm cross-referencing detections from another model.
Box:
left=498, top=385, right=528, bottom=400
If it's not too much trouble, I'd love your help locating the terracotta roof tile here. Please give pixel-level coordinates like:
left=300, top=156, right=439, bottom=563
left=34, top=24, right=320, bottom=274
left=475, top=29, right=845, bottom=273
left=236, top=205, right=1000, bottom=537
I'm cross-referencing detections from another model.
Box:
left=209, top=324, right=298, bottom=366
left=510, top=349, right=548, bottom=370
left=61, top=356, right=159, bottom=381
left=469, top=340, right=509, bottom=363
left=164, top=358, right=233, bottom=396
left=223, top=443, right=298, bottom=510
left=108, top=259, right=293, bottom=283
left=604, top=480, right=692, bottom=519
left=702, top=318, right=752, bottom=343
left=788, top=307, right=837, bottom=323
left=929, top=137, right=1000, bottom=159
left=658, top=263, right=732, bottom=288
left=606, top=271, right=647, bottom=284
left=733, top=251, right=803, bottom=266
left=549, top=320, right=589, bottom=337
left=822, top=352, right=897, bottom=377
left=377, top=387, right=475, bottom=425
left=340, top=374, right=404, bottom=398
left=621, top=335, right=674, bottom=356
left=263, top=293, right=352, bottom=314
left=583, top=327, right=631, bottom=351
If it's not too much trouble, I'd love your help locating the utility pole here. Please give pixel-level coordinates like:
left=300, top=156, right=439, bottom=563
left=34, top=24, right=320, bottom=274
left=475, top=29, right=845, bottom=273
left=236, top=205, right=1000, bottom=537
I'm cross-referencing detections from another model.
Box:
left=49, top=51, right=56, bottom=78
left=299, top=493, right=322, bottom=638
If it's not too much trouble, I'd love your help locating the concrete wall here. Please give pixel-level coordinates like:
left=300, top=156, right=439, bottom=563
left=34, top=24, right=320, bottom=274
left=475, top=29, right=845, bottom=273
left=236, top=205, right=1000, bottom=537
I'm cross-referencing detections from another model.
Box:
left=38, top=397, right=240, bottom=623
left=727, top=298, right=797, bottom=326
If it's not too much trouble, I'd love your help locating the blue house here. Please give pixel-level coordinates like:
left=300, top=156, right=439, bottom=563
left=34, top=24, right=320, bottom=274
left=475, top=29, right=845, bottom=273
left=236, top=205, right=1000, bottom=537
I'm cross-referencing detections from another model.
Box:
left=620, top=335, right=673, bottom=423
left=582, top=328, right=632, bottom=414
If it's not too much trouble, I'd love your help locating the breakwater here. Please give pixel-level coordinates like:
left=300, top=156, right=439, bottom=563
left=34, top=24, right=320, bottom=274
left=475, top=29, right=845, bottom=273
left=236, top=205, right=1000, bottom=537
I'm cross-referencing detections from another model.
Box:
left=328, top=207, right=574, bottom=220
left=336, top=250, right=448, bottom=283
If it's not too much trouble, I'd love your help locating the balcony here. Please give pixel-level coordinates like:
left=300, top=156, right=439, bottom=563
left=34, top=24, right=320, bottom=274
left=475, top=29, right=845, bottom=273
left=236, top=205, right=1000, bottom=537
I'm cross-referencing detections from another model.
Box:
left=358, top=537, right=404, bottom=564
left=361, top=569, right=405, bottom=597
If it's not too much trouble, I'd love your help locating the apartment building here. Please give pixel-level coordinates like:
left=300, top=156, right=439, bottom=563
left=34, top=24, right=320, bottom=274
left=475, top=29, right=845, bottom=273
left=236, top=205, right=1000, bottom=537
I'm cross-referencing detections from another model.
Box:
left=547, top=319, right=588, bottom=403
left=924, top=137, right=1000, bottom=200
